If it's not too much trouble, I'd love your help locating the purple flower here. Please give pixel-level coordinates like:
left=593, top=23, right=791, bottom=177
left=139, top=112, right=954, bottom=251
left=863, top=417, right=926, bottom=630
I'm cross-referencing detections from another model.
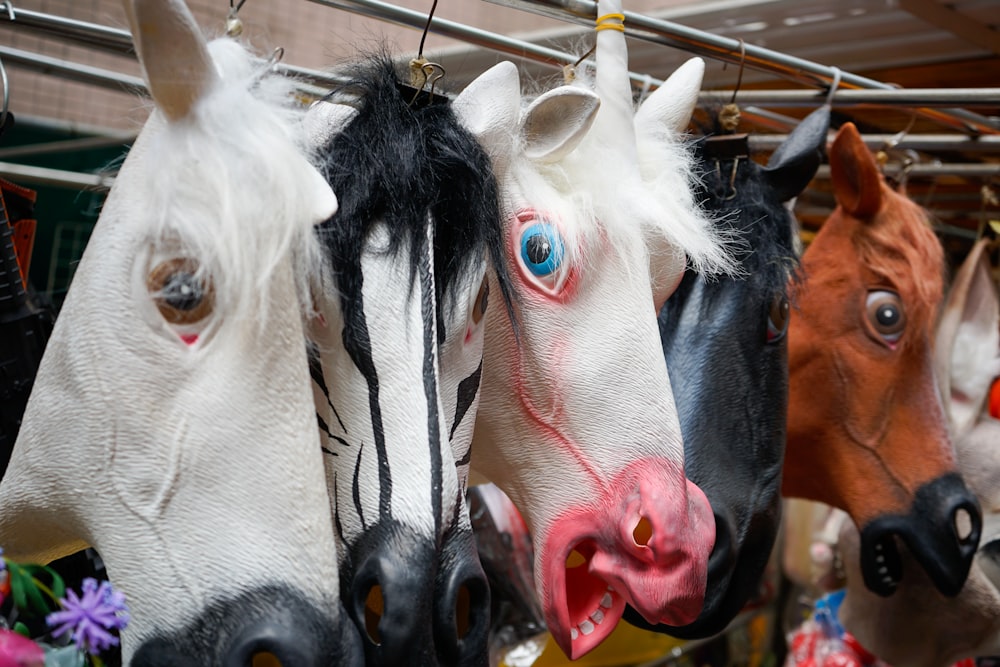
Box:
left=46, top=578, right=129, bottom=656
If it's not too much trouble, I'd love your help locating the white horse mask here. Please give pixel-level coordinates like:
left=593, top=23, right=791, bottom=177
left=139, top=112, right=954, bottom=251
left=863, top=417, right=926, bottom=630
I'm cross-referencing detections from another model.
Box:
left=451, top=0, right=733, bottom=657
left=0, top=0, right=362, bottom=663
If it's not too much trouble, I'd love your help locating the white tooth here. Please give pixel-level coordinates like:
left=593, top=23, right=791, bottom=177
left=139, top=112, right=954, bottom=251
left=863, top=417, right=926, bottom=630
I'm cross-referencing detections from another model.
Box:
left=571, top=628, right=579, bottom=640
left=600, top=593, right=613, bottom=608
left=591, top=609, right=605, bottom=624
left=579, top=620, right=595, bottom=636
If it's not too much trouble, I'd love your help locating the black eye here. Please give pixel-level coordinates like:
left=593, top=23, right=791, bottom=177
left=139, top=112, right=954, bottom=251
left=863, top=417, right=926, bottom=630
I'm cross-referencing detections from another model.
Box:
left=472, top=278, right=489, bottom=325
left=766, top=296, right=790, bottom=343
left=865, top=290, right=905, bottom=345
left=526, top=235, right=551, bottom=264
left=147, top=258, right=214, bottom=325
left=519, top=223, right=564, bottom=277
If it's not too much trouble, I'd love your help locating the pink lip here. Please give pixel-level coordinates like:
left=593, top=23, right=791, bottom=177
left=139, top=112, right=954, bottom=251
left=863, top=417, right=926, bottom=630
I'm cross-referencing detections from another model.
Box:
left=537, top=458, right=715, bottom=659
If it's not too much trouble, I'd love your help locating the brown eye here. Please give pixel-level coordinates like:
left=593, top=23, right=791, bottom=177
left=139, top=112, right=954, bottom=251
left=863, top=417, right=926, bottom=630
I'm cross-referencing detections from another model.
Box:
left=147, top=258, right=214, bottom=325
left=866, top=290, right=905, bottom=344
left=766, top=295, right=790, bottom=343
left=472, top=278, right=489, bottom=325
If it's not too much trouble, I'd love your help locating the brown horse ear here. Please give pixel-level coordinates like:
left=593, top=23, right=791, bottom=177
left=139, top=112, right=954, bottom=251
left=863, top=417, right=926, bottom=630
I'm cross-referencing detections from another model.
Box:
left=830, top=123, right=882, bottom=219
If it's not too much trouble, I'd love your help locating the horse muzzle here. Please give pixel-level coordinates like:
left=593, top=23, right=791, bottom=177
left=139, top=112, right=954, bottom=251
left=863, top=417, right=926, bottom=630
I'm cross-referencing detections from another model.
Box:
left=344, top=521, right=490, bottom=666
left=131, top=585, right=363, bottom=666
left=859, top=472, right=981, bottom=597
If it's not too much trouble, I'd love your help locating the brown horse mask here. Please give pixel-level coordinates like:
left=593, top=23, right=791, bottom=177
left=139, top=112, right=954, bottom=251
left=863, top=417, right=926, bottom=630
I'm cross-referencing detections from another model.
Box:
left=836, top=239, right=1000, bottom=666
left=783, top=122, right=981, bottom=597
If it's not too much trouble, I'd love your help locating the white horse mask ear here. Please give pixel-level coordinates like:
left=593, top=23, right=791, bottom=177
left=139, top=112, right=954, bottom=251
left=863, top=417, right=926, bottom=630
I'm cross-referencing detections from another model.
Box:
left=305, top=101, right=359, bottom=148
left=128, top=0, right=219, bottom=121
left=521, top=86, right=600, bottom=163
left=634, top=57, right=705, bottom=138
left=453, top=61, right=522, bottom=167
left=936, top=238, right=1000, bottom=438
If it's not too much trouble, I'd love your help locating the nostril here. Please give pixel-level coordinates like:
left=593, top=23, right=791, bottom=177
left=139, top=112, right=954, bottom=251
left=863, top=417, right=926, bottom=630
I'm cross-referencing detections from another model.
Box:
left=251, top=652, right=282, bottom=667
left=633, top=516, right=653, bottom=547
left=566, top=548, right=587, bottom=568
left=363, top=584, right=384, bottom=645
left=955, top=507, right=974, bottom=544
left=455, top=583, right=471, bottom=640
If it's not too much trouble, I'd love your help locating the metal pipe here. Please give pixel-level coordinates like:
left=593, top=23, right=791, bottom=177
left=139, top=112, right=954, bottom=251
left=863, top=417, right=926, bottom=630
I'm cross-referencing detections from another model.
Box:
left=0, top=2, right=134, bottom=55
left=0, top=45, right=146, bottom=94
left=814, top=163, right=1000, bottom=179
left=713, top=88, right=1000, bottom=108
left=0, top=160, right=115, bottom=191
left=481, top=0, right=999, bottom=135
left=0, top=134, right=136, bottom=160
left=749, top=133, right=1000, bottom=153
left=308, top=0, right=579, bottom=67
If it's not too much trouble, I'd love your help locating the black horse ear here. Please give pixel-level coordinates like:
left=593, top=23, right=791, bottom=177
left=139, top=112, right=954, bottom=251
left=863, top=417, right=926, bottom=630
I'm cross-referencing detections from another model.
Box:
left=762, top=104, right=831, bottom=202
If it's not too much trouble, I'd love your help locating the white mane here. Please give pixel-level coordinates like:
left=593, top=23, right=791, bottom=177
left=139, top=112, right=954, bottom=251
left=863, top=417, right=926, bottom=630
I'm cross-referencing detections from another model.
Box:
left=504, top=65, right=734, bottom=279
left=136, top=38, right=324, bottom=332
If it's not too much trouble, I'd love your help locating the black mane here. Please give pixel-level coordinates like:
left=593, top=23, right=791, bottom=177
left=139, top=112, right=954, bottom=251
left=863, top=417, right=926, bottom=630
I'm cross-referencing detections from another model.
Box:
left=691, top=113, right=800, bottom=301
left=315, top=56, right=513, bottom=338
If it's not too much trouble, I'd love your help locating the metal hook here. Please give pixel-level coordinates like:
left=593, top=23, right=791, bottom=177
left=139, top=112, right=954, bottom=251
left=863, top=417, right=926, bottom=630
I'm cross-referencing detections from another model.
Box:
left=713, top=158, right=741, bottom=200
left=409, top=60, right=445, bottom=105
left=2, top=1, right=14, bottom=22
left=825, top=66, right=841, bottom=106
left=227, top=0, right=248, bottom=37
left=877, top=110, right=919, bottom=175
left=725, top=157, right=740, bottom=200
left=0, top=52, right=9, bottom=136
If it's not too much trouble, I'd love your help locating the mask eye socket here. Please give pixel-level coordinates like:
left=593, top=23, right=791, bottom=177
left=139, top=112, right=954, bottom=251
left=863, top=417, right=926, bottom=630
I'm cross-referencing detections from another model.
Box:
left=147, top=257, right=214, bottom=325
left=865, top=289, right=906, bottom=345
left=519, top=223, right=565, bottom=279
left=472, top=278, right=489, bottom=325
left=766, top=295, right=790, bottom=343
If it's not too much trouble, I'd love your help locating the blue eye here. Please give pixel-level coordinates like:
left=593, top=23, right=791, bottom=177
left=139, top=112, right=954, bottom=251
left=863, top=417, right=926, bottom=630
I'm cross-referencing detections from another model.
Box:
left=520, top=223, right=564, bottom=277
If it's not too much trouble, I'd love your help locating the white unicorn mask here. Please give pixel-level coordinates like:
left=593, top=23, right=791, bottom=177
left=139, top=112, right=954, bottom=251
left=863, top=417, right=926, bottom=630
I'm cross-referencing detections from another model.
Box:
left=452, top=0, right=733, bottom=657
left=0, top=0, right=362, bottom=663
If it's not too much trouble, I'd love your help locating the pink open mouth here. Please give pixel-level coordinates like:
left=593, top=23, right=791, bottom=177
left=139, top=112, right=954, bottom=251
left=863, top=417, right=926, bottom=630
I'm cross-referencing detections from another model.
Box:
left=537, top=459, right=715, bottom=659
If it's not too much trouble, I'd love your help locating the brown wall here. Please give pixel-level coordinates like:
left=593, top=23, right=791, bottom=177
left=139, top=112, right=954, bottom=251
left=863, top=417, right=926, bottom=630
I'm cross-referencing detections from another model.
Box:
left=0, top=0, right=676, bottom=130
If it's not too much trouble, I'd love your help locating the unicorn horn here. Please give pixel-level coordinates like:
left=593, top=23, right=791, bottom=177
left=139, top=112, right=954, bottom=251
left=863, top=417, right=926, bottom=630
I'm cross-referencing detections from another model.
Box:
left=592, top=0, right=637, bottom=163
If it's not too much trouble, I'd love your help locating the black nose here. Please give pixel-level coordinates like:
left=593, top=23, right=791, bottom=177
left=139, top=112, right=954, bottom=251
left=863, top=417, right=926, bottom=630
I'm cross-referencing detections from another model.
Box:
left=132, top=585, right=363, bottom=666
left=860, top=472, right=981, bottom=597
left=434, top=527, right=491, bottom=667
left=345, top=521, right=489, bottom=666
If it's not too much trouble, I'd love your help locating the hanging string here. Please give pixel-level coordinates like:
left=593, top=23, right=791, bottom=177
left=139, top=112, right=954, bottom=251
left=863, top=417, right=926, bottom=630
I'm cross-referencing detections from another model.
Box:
left=409, top=0, right=445, bottom=103
left=719, top=39, right=746, bottom=132
left=563, top=44, right=596, bottom=83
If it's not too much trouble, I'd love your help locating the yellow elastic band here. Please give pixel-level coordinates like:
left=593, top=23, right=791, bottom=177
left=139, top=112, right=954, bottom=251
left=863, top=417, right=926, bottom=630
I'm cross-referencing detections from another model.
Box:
left=595, top=12, right=625, bottom=32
